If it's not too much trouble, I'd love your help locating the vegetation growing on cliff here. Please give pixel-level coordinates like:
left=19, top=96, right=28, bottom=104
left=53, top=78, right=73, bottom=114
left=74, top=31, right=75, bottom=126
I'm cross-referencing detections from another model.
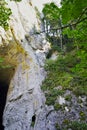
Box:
left=0, top=1, right=12, bottom=30
left=56, top=121, right=87, bottom=130
left=41, top=1, right=87, bottom=127
left=41, top=0, right=87, bottom=119
left=0, top=0, right=22, bottom=30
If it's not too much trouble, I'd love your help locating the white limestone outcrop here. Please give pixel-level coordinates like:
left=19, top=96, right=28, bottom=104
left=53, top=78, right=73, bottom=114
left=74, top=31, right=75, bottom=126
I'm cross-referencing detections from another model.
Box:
left=0, top=0, right=48, bottom=129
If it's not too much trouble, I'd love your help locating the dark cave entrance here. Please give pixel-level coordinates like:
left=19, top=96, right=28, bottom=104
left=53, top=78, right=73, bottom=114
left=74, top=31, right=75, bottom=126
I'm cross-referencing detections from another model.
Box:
left=0, top=82, right=9, bottom=130
left=31, top=115, right=36, bottom=127
left=0, top=68, right=15, bottom=130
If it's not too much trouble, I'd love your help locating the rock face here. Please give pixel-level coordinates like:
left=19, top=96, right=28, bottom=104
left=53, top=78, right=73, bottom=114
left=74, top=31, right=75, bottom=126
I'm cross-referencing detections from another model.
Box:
left=0, top=0, right=48, bottom=130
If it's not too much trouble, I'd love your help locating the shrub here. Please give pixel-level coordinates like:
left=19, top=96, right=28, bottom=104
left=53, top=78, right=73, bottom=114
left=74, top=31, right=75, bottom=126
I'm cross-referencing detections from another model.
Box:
left=68, top=121, right=87, bottom=130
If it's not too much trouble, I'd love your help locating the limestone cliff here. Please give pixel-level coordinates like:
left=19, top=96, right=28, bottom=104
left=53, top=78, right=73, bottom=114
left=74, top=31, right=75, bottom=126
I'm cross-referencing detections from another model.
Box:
left=0, top=0, right=49, bottom=130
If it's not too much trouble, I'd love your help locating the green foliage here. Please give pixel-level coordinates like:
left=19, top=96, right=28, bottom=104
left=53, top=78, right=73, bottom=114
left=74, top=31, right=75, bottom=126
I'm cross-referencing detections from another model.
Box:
left=79, top=111, right=86, bottom=120
left=0, top=65, right=12, bottom=69
left=68, top=121, right=87, bottom=130
left=0, top=1, right=12, bottom=30
left=55, top=121, right=87, bottom=130
left=0, top=57, right=4, bottom=63
left=65, top=94, right=72, bottom=101
left=42, top=1, right=87, bottom=129
left=63, top=119, right=70, bottom=125
left=0, top=0, right=22, bottom=30
left=55, top=123, right=61, bottom=130
left=45, top=89, right=63, bottom=106
left=61, top=0, right=87, bottom=24
left=31, top=121, right=35, bottom=127
left=42, top=1, right=87, bottom=101
left=42, top=2, right=60, bottom=21
left=43, top=0, right=87, bottom=28
left=42, top=2, right=60, bottom=32
left=54, top=103, right=62, bottom=111
left=42, top=50, right=87, bottom=101
left=0, top=57, right=12, bottom=68
left=43, top=57, right=87, bottom=106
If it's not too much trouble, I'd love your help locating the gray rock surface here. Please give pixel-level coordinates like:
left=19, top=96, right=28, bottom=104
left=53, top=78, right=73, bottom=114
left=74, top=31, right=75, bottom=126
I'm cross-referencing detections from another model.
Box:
left=0, top=0, right=47, bottom=130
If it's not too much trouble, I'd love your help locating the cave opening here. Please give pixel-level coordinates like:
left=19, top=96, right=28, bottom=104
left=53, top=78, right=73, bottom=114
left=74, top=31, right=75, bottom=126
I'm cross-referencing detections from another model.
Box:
left=0, top=82, right=9, bottom=130
left=31, top=115, right=36, bottom=127
left=0, top=68, right=15, bottom=130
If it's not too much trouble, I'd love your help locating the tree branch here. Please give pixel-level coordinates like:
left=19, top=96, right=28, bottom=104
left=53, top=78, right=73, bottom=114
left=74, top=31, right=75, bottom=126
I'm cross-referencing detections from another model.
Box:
left=32, top=16, right=87, bottom=35
left=77, top=7, right=87, bottom=23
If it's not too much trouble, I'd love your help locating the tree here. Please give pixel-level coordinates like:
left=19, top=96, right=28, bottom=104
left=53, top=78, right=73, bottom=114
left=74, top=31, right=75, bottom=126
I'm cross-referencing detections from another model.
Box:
left=61, top=0, right=87, bottom=24
left=42, top=2, right=60, bottom=34
left=42, top=0, right=87, bottom=90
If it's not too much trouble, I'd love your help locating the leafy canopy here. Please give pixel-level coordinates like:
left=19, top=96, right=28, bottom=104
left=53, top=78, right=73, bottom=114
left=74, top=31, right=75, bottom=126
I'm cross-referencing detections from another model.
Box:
left=42, top=2, right=60, bottom=21
left=42, top=0, right=87, bottom=104
left=61, top=0, right=87, bottom=24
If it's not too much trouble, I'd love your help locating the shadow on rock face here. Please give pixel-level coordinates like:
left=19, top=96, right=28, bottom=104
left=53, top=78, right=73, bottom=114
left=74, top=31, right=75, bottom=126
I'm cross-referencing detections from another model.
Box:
left=0, top=82, right=9, bottom=130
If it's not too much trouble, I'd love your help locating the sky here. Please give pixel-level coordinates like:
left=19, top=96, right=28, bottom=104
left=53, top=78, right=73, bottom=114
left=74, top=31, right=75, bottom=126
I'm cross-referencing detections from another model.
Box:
left=32, top=0, right=61, bottom=12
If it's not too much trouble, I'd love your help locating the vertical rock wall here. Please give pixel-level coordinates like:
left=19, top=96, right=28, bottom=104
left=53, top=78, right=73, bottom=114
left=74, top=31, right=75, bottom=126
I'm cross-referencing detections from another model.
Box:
left=0, top=0, right=48, bottom=129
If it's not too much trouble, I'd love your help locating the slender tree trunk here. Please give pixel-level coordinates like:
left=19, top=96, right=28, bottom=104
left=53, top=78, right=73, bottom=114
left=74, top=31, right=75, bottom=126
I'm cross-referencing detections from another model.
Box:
left=59, top=18, right=63, bottom=51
